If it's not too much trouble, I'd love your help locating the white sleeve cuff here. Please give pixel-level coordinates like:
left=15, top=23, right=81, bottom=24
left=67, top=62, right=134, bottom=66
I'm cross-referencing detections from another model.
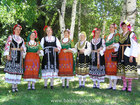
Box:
left=3, top=52, right=9, bottom=56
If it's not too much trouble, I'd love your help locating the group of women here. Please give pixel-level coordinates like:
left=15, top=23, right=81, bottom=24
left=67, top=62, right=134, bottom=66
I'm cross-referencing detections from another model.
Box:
left=3, top=20, right=138, bottom=93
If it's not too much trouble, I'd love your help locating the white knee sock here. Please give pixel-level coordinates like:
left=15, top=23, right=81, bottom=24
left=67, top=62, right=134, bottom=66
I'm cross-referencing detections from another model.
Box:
left=94, top=81, right=96, bottom=85
left=83, top=78, right=86, bottom=86
left=109, top=79, right=112, bottom=88
left=44, top=79, right=48, bottom=87
left=66, top=79, right=69, bottom=86
left=62, top=79, right=65, bottom=86
left=32, top=82, right=35, bottom=89
left=15, top=84, right=17, bottom=88
left=51, top=78, right=54, bottom=86
left=79, top=77, right=82, bottom=86
left=113, top=79, right=117, bottom=89
left=28, top=81, right=31, bottom=87
left=97, top=81, right=100, bottom=88
left=12, top=84, right=15, bottom=89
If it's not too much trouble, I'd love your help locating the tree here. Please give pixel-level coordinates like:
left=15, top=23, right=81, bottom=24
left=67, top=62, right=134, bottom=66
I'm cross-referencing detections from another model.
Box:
left=58, top=0, right=67, bottom=39
left=70, top=0, right=78, bottom=40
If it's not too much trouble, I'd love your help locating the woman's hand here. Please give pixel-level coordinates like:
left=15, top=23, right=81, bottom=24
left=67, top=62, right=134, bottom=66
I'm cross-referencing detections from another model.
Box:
left=64, top=49, right=73, bottom=53
left=129, top=56, right=133, bottom=63
left=63, top=49, right=69, bottom=53
left=20, top=47, right=24, bottom=51
left=54, top=48, right=59, bottom=52
left=107, top=45, right=114, bottom=50
left=97, top=47, right=103, bottom=52
left=37, top=50, right=40, bottom=54
left=7, top=55, right=11, bottom=61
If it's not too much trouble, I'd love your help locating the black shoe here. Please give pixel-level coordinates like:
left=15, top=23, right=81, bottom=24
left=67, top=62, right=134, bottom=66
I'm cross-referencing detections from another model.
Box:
left=127, top=90, right=131, bottom=92
left=79, top=86, right=82, bottom=89
left=15, top=88, right=18, bottom=92
left=93, top=84, right=96, bottom=88
left=66, top=86, right=69, bottom=88
left=82, top=85, right=85, bottom=88
left=51, top=86, right=54, bottom=89
left=62, top=86, right=65, bottom=88
left=106, top=87, right=112, bottom=90
left=44, top=86, right=47, bottom=89
left=32, top=87, right=35, bottom=90
left=28, top=87, right=31, bottom=90
left=126, top=87, right=128, bottom=91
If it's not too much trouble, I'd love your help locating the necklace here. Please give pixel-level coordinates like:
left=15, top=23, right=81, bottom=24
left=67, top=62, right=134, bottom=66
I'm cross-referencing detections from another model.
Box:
left=92, top=38, right=100, bottom=45
left=78, top=41, right=86, bottom=50
left=61, top=38, right=70, bottom=44
left=29, top=41, right=36, bottom=46
left=119, top=31, right=130, bottom=44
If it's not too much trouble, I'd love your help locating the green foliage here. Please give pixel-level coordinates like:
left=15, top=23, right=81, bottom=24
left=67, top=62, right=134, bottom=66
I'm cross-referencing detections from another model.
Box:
left=0, top=0, right=139, bottom=54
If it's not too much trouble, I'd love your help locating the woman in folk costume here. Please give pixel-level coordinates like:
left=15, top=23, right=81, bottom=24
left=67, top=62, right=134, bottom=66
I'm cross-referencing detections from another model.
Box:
left=40, top=25, right=61, bottom=89
left=104, top=24, right=120, bottom=90
left=4, top=24, right=25, bottom=92
left=23, top=30, right=42, bottom=90
left=58, top=29, right=75, bottom=88
left=89, top=28, right=106, bottom=89
left=117, top=20, right=138, bottom=92
left=72, top=31, right=91, bottom=88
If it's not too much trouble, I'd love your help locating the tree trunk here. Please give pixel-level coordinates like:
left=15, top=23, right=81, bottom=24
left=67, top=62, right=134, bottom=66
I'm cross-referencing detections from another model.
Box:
left=70, top=0, right=78, bottom=40
left=126, top=0, right=137, bottom=31
left=120, top=0, right=137, bottom=32
left=58, top=0, right=67, bottom=39
left=78, top=1, right=81, bottom=35
left=119, top=0, right=127, bottom=33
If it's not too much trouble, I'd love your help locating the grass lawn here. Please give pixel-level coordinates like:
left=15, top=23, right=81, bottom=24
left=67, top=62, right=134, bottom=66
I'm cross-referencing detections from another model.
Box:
left=0, top=70, right=140, bottom=105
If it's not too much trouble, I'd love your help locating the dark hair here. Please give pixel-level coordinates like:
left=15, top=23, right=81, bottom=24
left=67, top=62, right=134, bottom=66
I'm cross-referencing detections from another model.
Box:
left=64, top=30, right=70, bottom=35
left=121, top=22, right=126, bottom=26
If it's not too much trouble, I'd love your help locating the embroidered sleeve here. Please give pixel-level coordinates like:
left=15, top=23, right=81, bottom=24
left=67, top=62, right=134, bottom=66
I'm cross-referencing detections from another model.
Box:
left=130, top=32, right=138, bottom=57
left=3, top=35, right=12, bottom=56
left=38, top=42, right=43, bottom=50
left=104, top=35, right=107, bottom=41
left=115, top=33, right=120, bottom=43
left=112, top=33, right=120, bottom=52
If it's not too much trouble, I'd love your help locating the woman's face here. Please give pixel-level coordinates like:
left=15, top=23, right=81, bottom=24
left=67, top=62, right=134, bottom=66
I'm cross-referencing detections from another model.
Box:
left=122, top=24, right=128, bottom=32
left=46, top=27, right=52, bottom=36
left=30, top=33, right=36, bottom=41
left=109, top=25, right=115, bottom=33
left=64, top=31, right=69, bottom=38
left=80, top=34, right=85, bottom=41
left=95, top=30, right=100, bottom=38
left=14, top=27, right=21, bottom=35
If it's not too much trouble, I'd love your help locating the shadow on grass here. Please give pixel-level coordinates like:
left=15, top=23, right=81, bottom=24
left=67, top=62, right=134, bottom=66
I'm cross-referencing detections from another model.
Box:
left=0, top=70, right=140, bottom=105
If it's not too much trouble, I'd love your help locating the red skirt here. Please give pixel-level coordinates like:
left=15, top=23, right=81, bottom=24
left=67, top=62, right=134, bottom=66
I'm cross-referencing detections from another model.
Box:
left=104, top=49, right=117, bottom=76
left=23, top=52, right=40, bottom=79
left=58, top=49, right=74, bottom=76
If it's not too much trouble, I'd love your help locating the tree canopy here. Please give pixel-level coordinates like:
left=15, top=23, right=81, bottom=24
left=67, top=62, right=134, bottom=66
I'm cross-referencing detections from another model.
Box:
left=0, top=0, right=139, bottom=48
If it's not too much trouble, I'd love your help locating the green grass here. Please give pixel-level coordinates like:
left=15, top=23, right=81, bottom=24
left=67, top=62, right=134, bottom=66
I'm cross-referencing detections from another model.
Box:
left=0, top=70, right=140, bottom=105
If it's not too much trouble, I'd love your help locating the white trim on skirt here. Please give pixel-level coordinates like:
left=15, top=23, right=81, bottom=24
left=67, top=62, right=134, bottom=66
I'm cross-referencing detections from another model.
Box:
left=5, top=73, right=22, bottom=84
left=42, top=72, right=58, bottom=79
